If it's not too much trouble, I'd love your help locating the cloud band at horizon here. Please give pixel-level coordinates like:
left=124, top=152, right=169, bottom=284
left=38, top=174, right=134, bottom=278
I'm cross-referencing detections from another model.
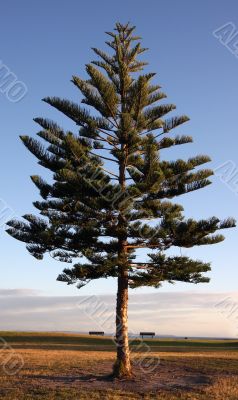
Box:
left=0, top=289, right=237, bottom=338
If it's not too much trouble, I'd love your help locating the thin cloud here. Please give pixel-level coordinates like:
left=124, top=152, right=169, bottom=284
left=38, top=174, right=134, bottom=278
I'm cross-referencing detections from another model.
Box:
left=0, top=289, right=237, bottom=337
left=0, top=288, right=41, bottom=296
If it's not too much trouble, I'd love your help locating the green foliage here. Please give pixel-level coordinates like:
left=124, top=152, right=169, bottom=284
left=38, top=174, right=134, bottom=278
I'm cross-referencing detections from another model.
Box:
left=6, top=22, right=235, bottom=289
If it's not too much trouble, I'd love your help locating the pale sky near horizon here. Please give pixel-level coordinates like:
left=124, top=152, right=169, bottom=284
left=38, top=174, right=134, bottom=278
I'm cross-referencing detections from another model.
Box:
left=0, top=0, right=238, bottom=334
left=1, top=289, right=238, bottom=338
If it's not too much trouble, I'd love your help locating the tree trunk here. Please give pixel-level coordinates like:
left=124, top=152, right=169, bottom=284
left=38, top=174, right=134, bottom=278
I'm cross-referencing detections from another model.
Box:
left=113, top=264, right=132, bottom=378
left=113, top=107, right=132, bottom=377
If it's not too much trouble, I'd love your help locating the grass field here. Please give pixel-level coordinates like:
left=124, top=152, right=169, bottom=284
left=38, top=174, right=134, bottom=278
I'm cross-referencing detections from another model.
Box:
left=0, top=332, right=238, bottom=399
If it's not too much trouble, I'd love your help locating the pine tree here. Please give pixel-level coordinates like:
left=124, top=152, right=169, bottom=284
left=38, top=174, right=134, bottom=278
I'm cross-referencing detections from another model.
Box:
left=6, top=22, right=235, bottom=378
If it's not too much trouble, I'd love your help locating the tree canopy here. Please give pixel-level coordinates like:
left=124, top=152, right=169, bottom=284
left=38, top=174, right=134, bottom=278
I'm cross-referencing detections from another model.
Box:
left=6, top=23, right=235, bottom=292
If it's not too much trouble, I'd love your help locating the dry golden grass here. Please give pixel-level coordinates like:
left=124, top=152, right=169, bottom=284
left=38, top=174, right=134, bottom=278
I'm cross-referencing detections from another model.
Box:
left=0, top=334, right=238, bottom=399
left=0, top=349, right=237, bottom=399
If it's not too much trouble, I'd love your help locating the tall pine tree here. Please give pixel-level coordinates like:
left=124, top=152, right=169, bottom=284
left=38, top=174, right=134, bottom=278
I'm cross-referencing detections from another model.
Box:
left=7, top=23, right=235, bottom=378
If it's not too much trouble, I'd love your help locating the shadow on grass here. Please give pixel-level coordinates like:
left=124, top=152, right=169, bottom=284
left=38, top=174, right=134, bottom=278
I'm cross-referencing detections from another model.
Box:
left=24, top=373, right=114, bottom=381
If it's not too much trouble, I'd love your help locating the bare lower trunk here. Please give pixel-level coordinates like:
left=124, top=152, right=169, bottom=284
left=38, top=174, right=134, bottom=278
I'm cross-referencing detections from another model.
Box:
left=113, top=266, right=132, bottom=378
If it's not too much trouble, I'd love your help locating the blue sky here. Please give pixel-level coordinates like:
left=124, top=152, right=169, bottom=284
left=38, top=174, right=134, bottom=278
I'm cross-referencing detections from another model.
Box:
left=0, top=0, right=238, bottom=318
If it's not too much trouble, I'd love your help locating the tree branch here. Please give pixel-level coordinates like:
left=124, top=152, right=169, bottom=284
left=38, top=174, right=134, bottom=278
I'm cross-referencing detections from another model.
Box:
left=89, top=151, right=119, bottom=163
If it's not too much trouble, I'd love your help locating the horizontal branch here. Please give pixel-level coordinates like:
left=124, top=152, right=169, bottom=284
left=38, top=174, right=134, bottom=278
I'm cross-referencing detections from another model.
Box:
left=101, top=167, right=119, bottom=178
left=126, top=243, right=160, bottom=249
left=88, top=151, right=118, bottom=163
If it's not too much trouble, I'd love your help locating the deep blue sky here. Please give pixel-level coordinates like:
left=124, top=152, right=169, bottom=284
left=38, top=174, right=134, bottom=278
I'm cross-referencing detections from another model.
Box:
left=1, top=0, right=238, bottom=298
